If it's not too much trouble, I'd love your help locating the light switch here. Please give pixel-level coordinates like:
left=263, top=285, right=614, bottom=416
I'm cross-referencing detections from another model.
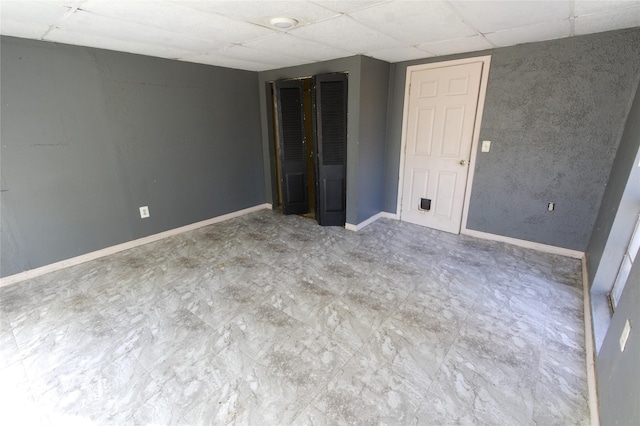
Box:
left=620, top=319, right=631, bottom=352
left=481, top=140, right=491, bottom=152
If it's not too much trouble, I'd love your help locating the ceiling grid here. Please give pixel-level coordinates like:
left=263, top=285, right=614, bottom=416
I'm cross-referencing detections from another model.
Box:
left=1, top=0, right=639, bottom=71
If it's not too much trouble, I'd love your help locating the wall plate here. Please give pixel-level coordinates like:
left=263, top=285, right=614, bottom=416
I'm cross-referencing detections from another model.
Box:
left=620, top=319, right=631, bottom=352
left=139, top=206, right=150, bottom=218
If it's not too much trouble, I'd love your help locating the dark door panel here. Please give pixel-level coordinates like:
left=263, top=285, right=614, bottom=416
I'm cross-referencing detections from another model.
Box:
left=275, top=80, right=308, bottom=215
left=313, top=73, right=347, bottom=226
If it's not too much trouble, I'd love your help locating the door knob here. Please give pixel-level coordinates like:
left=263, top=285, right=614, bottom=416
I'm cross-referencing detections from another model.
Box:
left=459, top=159, right=468, bottom=166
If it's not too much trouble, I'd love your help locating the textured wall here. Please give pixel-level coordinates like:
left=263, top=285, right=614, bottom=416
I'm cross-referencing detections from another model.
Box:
left=468, top=29, right=640, bottom=250
left=587, top=81, right=640, bottom=291
left=357, top=56, right=390, bottom=224
left=384, top=28, right=640, bottom=250
left=0, top=37, right=264, bottom=277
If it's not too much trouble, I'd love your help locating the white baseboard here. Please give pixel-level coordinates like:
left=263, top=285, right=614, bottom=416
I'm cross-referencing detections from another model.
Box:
left=461, top=228, right=584, bottom=259
left=345, top=211, right=398, bottom=231
left=0, top=203, right=272, bottom=288
left=380, top=212, right=400, bottom=220
left=346, top=215, right=584, bottom=259
left=582, top=256, right=600, bottom=426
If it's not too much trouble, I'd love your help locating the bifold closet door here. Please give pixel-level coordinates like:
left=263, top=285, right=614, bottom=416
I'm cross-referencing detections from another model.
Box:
left=275, top=79, right=308, bottom=215
left=313, top=73, right=348, bottom=226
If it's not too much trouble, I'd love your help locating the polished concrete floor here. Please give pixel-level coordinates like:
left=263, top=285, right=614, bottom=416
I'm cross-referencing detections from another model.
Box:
left=0, top=210, right=589, bottom=425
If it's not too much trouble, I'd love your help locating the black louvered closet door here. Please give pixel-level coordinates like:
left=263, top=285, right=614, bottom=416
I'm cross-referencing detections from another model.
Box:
left=313, top=73, right=347, bottom=226
left=275, top=80, right=308, bottom=215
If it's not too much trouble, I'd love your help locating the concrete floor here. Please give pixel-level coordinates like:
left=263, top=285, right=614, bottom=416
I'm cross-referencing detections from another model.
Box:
left=0, top=210, right=589, bottom=425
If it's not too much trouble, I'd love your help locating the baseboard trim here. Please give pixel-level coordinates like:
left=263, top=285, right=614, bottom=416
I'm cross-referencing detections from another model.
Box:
left=0, top=203, right=272, bottom=288
left=461, top=229, right=584, bottom=259
left=380, top=212, right=400, bottom=220
left=582, top=256, right=600, bottom=426
left=345, top=211, right=397, bottom=232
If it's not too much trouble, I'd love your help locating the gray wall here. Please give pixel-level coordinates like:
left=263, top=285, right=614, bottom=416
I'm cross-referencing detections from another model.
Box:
left=587, top=70, right=640, bottom=426
left=587, top=80, right=640, bottom=291
left=258, top=57, right=364, bottom=225
left=384, top=28, right=640, bottom=250
left=596, top=256, right=640, bottom=425
left=0, top=36, right=265, bottom=278
left=356, top=56, right=390, bottom=223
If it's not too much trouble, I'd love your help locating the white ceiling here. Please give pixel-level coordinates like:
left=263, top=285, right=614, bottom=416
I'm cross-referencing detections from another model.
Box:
left=1, top=0, right=639, bottom=71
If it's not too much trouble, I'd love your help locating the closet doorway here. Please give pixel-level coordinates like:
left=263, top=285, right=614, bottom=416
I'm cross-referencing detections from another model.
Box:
left=271, top=73, right=347, bottom=226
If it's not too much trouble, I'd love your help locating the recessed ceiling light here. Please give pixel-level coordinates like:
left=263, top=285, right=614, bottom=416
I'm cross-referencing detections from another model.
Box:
left=269, top=17, right=298, bottom=30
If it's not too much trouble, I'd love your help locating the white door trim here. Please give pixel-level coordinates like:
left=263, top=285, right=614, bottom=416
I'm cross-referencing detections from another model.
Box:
left=396, top=55, right=492, bottom=233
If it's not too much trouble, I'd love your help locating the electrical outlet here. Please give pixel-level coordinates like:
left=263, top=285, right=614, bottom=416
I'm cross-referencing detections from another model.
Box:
left=547, top=202, right=555, bottom=212
left=139, top=206, right=150, bottom=218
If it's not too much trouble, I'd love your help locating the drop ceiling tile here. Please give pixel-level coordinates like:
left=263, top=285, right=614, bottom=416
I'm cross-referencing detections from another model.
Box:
left=243, top=33, right=354, bottom=61
left=0, top=1, right=70, bottom=26
left=39, top=1, right=85, bottom=8
left=179, top=53, right=270, bottom=71
left=451, top=0, right=572, bottom=33
left=79, top=0, right=274, bottom=44
left=366, top=46, right=434, bottom=63
left=290, top=14, right=404, bottom=53
left=418, top=35, right=494, bottom=56
left=350, top=1, right=475, bottom=44
left=178, top=0, right=339, bottom=27
left=574, top=0, right=640, bottom=16
left=3, top=0, right=640, bottom=73
left=57, top=10, right=228, bottom=53
left=216, top=44, right=311, bottom=67
left=44, top=28, right=189, bottom=59
left=0, top=20, right=51, bottom=39
left=485, top=19, right=571, bottom=47
left=313, top=1, right=387, bottom=14
left=574, top=6, right=640, bottom=34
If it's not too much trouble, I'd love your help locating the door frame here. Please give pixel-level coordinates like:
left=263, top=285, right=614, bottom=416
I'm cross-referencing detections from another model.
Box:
left=396, top=55, right=492, bottom=234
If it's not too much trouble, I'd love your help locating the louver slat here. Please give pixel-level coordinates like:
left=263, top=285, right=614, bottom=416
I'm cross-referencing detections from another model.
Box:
left=280, top=87, right=304, bottom=163
left=319, top=81, right=346, bottom=166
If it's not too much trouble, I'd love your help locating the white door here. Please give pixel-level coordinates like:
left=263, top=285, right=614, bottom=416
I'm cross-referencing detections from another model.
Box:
left=400, top=60, right=485, bottom=233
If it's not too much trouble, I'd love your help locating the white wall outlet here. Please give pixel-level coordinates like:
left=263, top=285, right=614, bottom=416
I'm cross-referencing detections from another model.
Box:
left=481, top=140, right=491, bottom=152
left=547, top=202, right=555, bottom=212
left=139, top=206, right=150, bottom=218
left=620, top=319, right=631, bottom=352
